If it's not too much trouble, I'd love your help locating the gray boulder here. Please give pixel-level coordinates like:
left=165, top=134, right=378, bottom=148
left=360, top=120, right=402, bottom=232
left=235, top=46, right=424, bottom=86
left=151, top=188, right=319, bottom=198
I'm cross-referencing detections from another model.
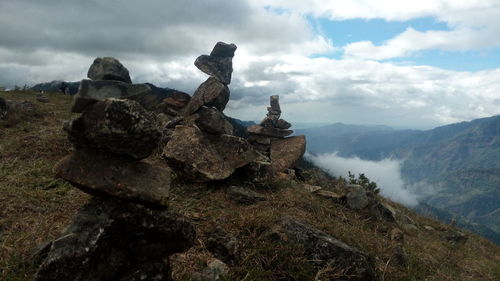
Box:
left=162, top=126, right=258, bottom=182
left=226, top=186, right=267, bottom=205
left=34, top=197, right=195, bottom=281
left=183, top=77, right=230, bottom=115
left=247, top=125, right=293, bottom=138
left=55, top=150, right=171, bottom=208
left=71, top=80, right=154, bottom=113
left=270, top=217, right=375, bottom=280
left=346, top=185, right=370, bottom=210
left=65, top=98, right=161, bottom=160
left=87, top=57, right=132, bottom=83
left=269, top=135, right=306, bottom=173
left=269, top=95, right=281, bottom=114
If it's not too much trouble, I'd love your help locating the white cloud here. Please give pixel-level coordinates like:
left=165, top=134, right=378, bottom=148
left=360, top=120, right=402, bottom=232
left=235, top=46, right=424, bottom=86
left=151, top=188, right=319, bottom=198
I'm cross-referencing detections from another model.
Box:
left=262, top=0, right=500, bottom=59
left=306, top=152, right=420, bottom=207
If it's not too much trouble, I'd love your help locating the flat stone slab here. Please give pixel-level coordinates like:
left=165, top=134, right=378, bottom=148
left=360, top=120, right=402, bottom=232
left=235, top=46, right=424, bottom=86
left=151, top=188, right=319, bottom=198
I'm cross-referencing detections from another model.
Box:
left=247, top=125, right=293, bottom=138
left=72, top=79, right=153, bottom=113
left=55, top=150, right=171, bottom=208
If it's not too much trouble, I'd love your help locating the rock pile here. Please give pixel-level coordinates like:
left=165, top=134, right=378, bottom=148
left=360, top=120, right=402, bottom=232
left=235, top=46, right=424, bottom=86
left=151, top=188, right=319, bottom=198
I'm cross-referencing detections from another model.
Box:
left=161, top=42, right=260, bottom=182
left=35, top=57, right=195, bottom=281
left=35, top=42, right=310, bottom=279
left=243, top=95, right=306, bottom=181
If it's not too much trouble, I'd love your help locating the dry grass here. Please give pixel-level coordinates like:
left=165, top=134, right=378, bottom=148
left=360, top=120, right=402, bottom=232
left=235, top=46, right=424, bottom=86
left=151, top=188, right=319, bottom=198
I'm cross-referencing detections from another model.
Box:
left=0, top=90, right=499, bottom=281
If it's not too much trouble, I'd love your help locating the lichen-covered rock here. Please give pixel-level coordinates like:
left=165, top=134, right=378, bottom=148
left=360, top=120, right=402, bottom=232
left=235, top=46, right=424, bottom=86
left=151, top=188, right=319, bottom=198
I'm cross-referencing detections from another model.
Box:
left=34, top=197, right=195, bottom=281
left=55, top=150, right=171, bottom=208
left=87, top=57, right=132, bottom=83
left=247, top=125, right=293, bottom=138
left=269, top=135, right=306, bottom=173
left=65, top=98, right=161, bottom=159
left=183, top=77, right=230, bottom=115
left=162, top=126, right=258, bottom=182
left=270, top=217, right=376, bottom=281
left=71, top=80, right=154, bottom=113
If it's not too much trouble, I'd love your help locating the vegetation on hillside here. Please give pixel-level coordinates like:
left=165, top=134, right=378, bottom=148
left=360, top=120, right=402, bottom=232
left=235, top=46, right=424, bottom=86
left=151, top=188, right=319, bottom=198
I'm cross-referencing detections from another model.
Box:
left=1, top=90, right=499, bottom=281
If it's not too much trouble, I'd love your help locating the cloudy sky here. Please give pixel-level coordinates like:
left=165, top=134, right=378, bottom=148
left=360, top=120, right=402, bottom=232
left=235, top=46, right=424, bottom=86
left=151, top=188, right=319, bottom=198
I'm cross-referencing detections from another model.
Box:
left=1, top=0, right=500, bottom=128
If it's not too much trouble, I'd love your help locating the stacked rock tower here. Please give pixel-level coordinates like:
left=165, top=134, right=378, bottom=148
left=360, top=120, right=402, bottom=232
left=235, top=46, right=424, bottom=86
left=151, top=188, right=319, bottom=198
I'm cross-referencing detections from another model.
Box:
left=34, top=42, right=307, bottom=280
left=35, top=58, right=195, bottom=281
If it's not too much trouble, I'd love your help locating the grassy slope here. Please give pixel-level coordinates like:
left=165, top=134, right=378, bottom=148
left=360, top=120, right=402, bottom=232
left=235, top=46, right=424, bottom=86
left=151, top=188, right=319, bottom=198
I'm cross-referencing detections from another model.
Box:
left=1, top=91, right=499, bottom=281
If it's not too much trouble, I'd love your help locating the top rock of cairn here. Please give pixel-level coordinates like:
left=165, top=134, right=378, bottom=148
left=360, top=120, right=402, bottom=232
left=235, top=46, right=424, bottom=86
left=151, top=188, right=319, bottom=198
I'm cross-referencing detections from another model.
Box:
left=195, top=42, right=237, bottom=85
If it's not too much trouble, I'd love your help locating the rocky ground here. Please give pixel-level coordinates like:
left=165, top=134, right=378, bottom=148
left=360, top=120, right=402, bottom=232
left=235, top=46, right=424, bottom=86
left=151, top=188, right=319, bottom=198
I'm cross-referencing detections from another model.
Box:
left=1, top=43, right=500, bottom=280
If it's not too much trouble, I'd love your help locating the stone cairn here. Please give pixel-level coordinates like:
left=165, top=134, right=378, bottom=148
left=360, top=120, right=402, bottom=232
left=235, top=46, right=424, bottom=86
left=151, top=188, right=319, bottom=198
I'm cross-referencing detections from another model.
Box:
left=35, top=57, right=195, bottom=281
left=35, top=42, right=307, bottom=280
left=243, top=96, right=306, bottom=181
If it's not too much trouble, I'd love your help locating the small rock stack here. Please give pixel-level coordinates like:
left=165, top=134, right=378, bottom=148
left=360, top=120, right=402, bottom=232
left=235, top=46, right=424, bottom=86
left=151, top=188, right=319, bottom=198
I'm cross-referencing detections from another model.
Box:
left=247, top=95, right=293, bottom=152
left=243, top=96, right=306, bottom=181
left=35, top=58, right=195, bottom=281
left=161, top=42, right=260, bottom=182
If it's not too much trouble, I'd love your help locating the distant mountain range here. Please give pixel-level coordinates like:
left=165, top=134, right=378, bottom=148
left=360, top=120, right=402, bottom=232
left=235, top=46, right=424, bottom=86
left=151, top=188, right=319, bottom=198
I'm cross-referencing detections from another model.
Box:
left=297, top=116, right=500, bottom=244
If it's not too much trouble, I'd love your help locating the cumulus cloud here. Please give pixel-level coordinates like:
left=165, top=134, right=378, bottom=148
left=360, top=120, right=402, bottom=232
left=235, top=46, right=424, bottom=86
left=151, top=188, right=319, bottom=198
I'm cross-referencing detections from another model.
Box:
left=0, top=0, right=499, bottom=128
left=263, top=0, right=500, bottom=59
left=305, top=151, right=422, bottom=207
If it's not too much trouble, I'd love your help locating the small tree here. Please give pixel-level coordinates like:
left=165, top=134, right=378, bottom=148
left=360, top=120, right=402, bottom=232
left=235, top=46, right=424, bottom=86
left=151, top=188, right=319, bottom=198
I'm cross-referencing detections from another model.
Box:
left=347, top=171, right=380, bottom=194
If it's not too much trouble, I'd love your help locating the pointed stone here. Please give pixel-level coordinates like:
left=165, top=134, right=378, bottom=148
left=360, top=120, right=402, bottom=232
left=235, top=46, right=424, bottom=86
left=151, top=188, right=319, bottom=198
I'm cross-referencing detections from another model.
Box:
left=183, top=77, right=230, bottom=115
left=194, top=55, right=234, bottom=85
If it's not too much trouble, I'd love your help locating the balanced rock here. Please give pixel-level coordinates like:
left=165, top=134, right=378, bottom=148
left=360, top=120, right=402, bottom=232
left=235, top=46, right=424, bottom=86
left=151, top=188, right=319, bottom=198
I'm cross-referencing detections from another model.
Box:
left=65, top=98, right=161, bottom=160
left=269, top=95, right=281, bottom=114
left=34, top=197, right=195, bottom=281
left=55, top=150, right=171, bottom=208
left=270, top=217, right=375, bottom=280
left=71, top=80, right=154, bottom=113
left=270, top=135, right=306, bottom=173
left=247, top=125, right=293, bottom=138
left=192, top=106, right=233, bottom=135
left=87, top=57, right=132, bottom=83
left=194, top=42, right=236, bottom=85
left=210, top=42, right=237, bottom=58
left=183, top=77, right=230, bottom=115
left=162, top=126, right=258, bottom=182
